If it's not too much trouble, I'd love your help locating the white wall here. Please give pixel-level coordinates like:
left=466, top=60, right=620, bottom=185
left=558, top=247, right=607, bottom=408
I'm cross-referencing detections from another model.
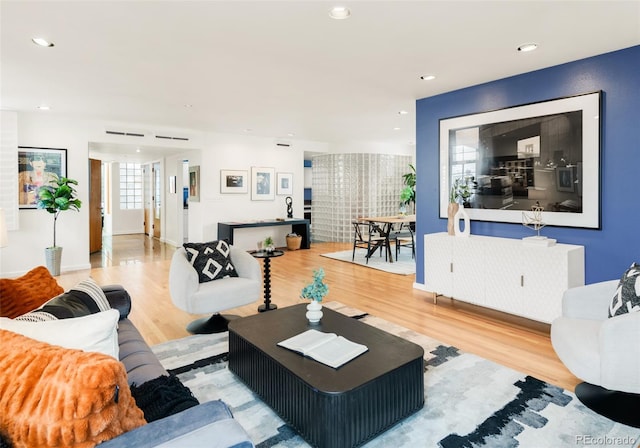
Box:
left=189, top=133, right=326, bottom=250
left=0, top=111, right=411, bottom=276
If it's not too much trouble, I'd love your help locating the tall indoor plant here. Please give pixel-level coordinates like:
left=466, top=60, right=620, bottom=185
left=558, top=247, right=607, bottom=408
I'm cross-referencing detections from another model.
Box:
left=400, top=163, right=416, bottom=214
left=37, top=175, right=82, bottom=275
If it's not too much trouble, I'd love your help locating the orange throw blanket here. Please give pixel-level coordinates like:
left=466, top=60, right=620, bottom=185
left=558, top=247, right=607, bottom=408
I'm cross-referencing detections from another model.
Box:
left=0, top=330, right=146, bottom=447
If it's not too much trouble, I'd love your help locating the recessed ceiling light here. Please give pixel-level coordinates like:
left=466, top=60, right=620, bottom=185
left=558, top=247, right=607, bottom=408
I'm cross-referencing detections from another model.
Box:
left=32, top=37, right=54, bottom=47
left=37, top=105, right=50, bottom=110
left=329, top=6, right=351, bottom=20
left=517, top=43, right=538, bottom=52
left=420, top=74, right=436, bottom=81
left=398, top=110, right=408, bottom=115
left=183, top=104, right=193, bottom=108
left=393, top=127, right=401, bottom=131
left=287, top=133, right=295, bottom=137
left=136, top=148, right=141, bottom=153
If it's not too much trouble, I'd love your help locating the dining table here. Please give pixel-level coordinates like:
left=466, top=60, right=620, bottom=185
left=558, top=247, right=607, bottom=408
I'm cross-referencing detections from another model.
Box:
left=358, top=214, right=416, bottom=263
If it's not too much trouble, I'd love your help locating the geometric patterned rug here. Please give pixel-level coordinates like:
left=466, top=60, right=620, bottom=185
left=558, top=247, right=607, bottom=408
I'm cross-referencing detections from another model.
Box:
left=151, top=302, right=639, bottom=448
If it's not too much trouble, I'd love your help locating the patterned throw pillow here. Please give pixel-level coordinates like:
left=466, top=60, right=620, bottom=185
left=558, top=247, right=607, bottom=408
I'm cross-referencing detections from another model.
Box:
left=183, top=240, right=239, bottom=283
left=609, top=262, right=640, bottom=317
left=16, top=277, right=111, bottom=322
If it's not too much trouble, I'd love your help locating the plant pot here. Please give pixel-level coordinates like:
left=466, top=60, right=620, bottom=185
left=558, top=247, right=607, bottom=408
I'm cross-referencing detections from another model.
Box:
left=447, top=203, right=459, bottom=235
left=306, top=300, right=323, bottom=324
left=45, top=246, right=63, bottom=276
left=286, top=235, right=302, bottom=251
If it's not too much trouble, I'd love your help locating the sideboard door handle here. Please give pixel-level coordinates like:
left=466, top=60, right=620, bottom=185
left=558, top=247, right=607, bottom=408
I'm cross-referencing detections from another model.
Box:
left=521, top=275, right=524, bottom=287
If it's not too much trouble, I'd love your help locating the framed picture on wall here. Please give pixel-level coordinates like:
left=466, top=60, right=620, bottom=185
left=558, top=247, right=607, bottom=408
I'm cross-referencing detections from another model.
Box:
left=439, top=91, right=601, bottom=229
left=18, top=146, right=67, bottom=209
left=189, top=165, right=200, bottom=202
left=276, top=172, right=293, bottom=195
left=220, top=169, right=248, bottom=194
left=251, top=166, right=275, bottom=201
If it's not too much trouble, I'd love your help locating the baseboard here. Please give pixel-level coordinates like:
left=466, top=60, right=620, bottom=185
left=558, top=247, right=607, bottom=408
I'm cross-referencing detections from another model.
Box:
left=413, top=282, right=428, bottom=291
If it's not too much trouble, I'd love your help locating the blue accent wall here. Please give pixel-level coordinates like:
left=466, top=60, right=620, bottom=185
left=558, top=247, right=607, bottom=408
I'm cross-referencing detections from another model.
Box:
left=415, top=45, right=640, bottom=285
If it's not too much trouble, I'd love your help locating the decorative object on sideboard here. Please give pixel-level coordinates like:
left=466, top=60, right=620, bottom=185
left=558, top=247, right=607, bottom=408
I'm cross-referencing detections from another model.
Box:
left=522, top=204, right=556, bottom=246
left=301, top=268, right=329, bottom=324
left=36, top=175, right=82, bottom=276
left=454, top=204, right=470, bottom=237
left=448, top=178, right=471, bottom=235
left=285, top=196, right=293, bottom=218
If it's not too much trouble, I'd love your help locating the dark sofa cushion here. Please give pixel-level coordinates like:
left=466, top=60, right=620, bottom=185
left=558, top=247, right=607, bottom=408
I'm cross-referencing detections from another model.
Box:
left=15, top=277, right=110, bottom=322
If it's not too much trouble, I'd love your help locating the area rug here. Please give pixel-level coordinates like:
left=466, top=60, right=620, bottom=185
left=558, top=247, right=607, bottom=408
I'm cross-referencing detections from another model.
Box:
left=151, top=302, right=639, bottom=448
left=320, top=249, right=415, bottom=275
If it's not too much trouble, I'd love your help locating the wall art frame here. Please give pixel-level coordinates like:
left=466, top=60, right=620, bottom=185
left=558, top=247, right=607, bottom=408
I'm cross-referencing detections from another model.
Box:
left=18, top=146, right=67, bottom=209
left=188, top=165, right=200, bottom=202
left=251, top=166, right=275, bottom=201
left=439, top=91, right=601, bottom=229
left=220, top=169, right=248, bottom=194
left=276, top=172, right=293, bottom=195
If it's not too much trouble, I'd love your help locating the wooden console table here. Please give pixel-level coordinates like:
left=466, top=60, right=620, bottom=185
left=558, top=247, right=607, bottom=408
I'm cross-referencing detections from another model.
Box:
left=218, top=218, right=311, bottom=249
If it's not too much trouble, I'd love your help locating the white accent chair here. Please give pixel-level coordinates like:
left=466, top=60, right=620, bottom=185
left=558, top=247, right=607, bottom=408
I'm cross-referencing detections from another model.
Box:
left=551, top=280, right=640, bottom=427
left=169, top=246, right=261, bottom=334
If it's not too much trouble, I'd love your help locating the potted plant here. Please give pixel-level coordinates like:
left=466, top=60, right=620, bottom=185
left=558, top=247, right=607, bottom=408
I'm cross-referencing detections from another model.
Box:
left=301, top=268, right=329, bottom=324
left=264, top=236, right=275, bottom=253
left=36, top=175, right=82, bottom=275
left=400, top=163, right=416, bottom=214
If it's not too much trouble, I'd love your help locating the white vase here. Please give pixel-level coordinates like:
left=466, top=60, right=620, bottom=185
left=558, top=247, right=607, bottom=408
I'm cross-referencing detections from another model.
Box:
left=306, top=300, right=323, bottom=324
left=454, top=204, right=470, bottom=237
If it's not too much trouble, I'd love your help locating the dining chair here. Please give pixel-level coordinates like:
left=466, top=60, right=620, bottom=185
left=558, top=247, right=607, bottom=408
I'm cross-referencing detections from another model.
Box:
left=394, top=222, right=415, bottom=259
left=352, top=221, right=387, bottom=263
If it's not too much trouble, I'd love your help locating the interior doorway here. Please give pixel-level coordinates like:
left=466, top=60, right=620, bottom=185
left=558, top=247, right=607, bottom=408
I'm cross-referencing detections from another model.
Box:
left=89, top=158, right=103, bottom=253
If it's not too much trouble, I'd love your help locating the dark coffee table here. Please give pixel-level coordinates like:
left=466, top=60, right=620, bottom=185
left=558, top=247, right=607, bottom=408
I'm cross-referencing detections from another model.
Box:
left=228, top=304, right=424, bottom=448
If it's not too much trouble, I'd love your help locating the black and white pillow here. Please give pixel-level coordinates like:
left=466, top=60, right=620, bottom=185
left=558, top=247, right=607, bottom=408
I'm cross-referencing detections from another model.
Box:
left=609, top=262, right=640, bottom=318
left=15, top=277, right=111, bottom=322
left=183, top=240, right=238, bottom=283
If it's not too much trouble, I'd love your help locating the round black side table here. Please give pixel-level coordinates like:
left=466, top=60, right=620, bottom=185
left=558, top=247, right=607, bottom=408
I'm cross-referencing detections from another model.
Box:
left=250, top=249, right=284, bottom=312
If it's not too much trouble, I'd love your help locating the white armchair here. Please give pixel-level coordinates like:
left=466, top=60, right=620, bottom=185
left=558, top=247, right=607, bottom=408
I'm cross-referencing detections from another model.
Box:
left=169, top=246, right=261, bottom=334
left=551, top=280, right=640, bottom=427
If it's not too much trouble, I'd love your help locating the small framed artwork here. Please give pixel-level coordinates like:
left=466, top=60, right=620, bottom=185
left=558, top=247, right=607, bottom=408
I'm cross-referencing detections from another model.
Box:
left=556, top=167, right=575, bottom=192
left=18, top=146, right=67, bottom=209
left=169, top=175, right=177, bottom=194
left=277, top=172, right=293, bottom=195
left=220, top=170, right=248, bottom=194
left=251, top=166, right=275, bottom=201
left=189, top=165, right=200, bottom=202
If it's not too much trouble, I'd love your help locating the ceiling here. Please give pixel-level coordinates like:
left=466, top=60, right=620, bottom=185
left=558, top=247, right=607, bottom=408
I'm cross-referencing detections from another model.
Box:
left=2, top=1, right=639, bottom=161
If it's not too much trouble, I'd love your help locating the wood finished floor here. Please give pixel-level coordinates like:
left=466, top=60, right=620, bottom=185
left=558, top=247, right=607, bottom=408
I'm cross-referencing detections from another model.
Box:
left=57, top=234, right=580, bottom=392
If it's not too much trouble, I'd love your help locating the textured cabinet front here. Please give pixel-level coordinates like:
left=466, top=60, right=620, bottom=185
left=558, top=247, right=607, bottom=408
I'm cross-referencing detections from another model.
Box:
left=424, top=233, right=584, bottom=323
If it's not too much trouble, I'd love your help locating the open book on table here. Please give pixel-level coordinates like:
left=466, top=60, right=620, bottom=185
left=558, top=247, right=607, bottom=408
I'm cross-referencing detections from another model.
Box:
left=277, top=329, right=368, bottom=369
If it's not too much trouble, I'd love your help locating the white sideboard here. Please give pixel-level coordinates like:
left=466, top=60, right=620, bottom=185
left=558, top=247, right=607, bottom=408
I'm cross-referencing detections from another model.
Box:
left=423, top=232, right=585, bottom=323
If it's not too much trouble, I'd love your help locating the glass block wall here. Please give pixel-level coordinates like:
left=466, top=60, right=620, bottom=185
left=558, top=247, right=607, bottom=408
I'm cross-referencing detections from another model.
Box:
left=311, top=153, right=412, bottom=242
